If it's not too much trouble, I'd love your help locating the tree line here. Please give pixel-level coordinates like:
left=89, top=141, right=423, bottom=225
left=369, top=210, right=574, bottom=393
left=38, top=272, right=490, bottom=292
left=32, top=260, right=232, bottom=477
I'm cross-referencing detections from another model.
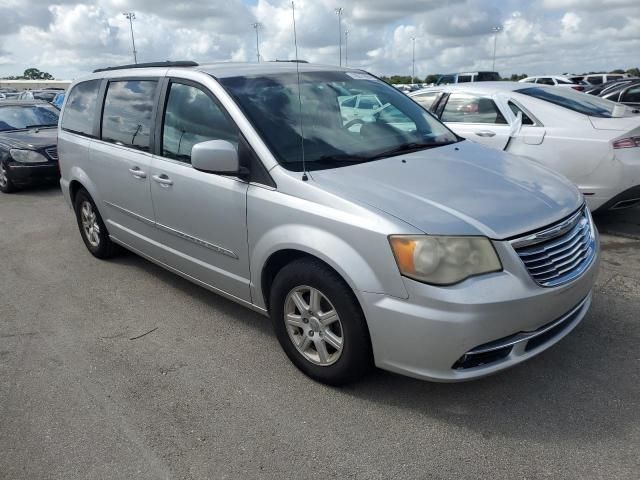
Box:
left=1, top=68, right=55, bottom=80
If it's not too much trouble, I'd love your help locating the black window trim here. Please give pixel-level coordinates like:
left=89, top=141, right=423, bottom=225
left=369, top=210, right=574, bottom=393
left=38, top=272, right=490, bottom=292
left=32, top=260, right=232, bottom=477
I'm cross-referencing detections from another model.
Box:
left=98, top=76, right=162, bottom=153
left=60, top=78, right=104, bottom=139
left=154, top=76, right=275, bottom=187
left=507, top=99, right=543, bottom=127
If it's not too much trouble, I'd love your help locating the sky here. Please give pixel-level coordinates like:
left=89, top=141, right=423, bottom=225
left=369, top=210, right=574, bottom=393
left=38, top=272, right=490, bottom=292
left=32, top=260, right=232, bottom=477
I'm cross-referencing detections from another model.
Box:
left=0, top=0, right=638, bottom=80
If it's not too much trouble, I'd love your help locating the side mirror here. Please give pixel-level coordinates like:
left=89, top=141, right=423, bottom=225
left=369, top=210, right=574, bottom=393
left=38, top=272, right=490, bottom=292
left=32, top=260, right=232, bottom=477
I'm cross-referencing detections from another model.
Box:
left=191, top=140, right=240, bottom=175
left=509, top=111, right=523, bottom=138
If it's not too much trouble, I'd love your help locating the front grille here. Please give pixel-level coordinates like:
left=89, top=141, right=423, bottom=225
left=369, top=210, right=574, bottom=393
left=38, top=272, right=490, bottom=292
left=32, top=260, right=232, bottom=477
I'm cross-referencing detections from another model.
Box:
left=45, top=146, right=58, bottom=161
left=512, top=207, right=596, bottom=287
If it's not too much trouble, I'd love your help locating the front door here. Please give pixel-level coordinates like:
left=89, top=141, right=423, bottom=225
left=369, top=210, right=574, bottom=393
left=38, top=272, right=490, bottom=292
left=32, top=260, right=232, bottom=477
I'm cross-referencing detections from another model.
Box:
left=439, top=92, right=511, bottom=150
left=148, top=79, right=251, bottom=301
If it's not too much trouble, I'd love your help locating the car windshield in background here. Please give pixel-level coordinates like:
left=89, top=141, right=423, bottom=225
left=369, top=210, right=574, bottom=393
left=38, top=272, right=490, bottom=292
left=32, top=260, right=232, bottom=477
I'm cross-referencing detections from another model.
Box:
left=219, top=71, right=458, bottom=171
left=517, top=86, right=617, bottom=117
left=0, top=105, right=60, bottom=132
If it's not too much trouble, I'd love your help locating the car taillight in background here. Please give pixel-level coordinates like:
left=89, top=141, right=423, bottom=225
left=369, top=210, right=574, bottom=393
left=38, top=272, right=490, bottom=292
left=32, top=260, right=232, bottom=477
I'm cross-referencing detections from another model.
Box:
left=613, top=136, right=640, bottom=149
left=571, top=85, right=585, bottom=91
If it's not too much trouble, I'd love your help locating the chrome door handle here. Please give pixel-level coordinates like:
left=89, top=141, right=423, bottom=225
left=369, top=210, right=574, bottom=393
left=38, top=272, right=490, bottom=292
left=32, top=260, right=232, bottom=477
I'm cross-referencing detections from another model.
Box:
left=152, top=174, right=173, bottom=187
left=475, top=130, right=496, bottom=137
left=129, top=167, right=147, bottom=179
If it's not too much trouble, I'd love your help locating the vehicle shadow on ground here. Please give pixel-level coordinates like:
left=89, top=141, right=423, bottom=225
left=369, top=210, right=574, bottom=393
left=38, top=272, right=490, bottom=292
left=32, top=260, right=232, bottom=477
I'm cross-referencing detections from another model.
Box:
left=10, top=183, right=61, bottom=197
left=341, top=296, right=634, bottom=443
left=109, top=250, right=273, bottom=338
left=593, top=206, right=640, bottom=239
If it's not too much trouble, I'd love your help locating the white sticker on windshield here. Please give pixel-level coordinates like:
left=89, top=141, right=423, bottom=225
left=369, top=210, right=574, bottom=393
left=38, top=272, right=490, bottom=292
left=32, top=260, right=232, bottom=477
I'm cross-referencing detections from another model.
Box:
left=345, top=72, right=375, bottom=81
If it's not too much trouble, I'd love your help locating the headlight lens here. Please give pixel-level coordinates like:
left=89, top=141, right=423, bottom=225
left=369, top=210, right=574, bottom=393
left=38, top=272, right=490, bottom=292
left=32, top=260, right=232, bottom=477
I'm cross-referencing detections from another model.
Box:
left=9, top=149, right=48, bottom=164
left=389, top=235, right=502, bottom=285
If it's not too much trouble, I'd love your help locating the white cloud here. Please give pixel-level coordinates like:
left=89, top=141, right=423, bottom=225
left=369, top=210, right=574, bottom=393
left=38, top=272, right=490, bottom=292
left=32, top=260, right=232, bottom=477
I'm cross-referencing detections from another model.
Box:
left=0, top=0, right=638, bottom=80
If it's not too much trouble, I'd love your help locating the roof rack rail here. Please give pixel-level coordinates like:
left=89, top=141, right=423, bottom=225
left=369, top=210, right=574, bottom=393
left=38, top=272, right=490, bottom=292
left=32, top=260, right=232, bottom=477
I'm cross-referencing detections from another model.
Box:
left=93, top=61, right=199, bottom=73
left=272, top=59, right=309, bottom=63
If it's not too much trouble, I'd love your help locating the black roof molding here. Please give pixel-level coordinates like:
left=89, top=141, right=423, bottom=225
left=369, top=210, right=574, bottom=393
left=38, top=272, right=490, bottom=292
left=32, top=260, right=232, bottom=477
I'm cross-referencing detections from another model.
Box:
left=93, top=61, right=198, bottom=73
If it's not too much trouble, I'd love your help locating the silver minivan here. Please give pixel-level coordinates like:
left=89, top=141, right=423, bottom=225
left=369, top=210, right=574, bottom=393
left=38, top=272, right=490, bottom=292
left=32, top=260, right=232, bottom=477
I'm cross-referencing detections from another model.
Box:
left=59, top=61, right=599, bottom=385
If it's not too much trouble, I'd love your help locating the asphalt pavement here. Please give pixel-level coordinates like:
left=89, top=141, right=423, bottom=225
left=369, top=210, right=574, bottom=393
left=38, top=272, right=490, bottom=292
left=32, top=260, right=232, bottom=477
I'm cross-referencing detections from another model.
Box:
left=1, top=185, right=639, bottom=480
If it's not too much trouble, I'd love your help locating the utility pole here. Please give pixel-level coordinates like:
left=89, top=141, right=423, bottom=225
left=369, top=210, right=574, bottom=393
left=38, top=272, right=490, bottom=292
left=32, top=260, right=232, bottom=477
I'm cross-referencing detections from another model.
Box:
left=411, top=36, right=416, bottom=84
left=344, top=30, right=349, bottom=66
left=334, top=7, right=343, bottom=66
left=252, top=22, right=262, bottom=62
left=491, top=25, right=503, bottom=71
left=123, top=12, right=137, bottom=64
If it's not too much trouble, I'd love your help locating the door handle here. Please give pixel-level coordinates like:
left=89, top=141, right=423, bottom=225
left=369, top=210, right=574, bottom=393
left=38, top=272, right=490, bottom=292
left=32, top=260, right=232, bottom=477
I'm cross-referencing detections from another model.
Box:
left=129, top=167, right=147, bottom=179
left=475, top=130, right=496, bottom=137
left=152, top=174, right=173, bottom=187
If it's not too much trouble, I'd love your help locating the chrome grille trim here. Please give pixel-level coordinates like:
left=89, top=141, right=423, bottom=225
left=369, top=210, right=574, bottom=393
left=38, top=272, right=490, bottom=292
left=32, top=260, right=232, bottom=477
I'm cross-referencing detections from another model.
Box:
left=511, top=206, right=596, bottom=287
left=45, top=146, right=58, bottom=161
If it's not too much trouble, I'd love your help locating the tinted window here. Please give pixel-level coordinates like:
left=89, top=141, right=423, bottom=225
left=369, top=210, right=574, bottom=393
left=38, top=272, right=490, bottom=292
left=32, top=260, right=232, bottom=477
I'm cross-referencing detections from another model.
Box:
left=62, top=80, right=101, bottom=136
left=621, top=85, right=640, bottom=103
left=437, top=75, right=456, bottom=84
left=412, top=91, right=440, bottom=110
left=101, top=80, right=157, bottom=151
left=607, top=75, right=623, bottom=81
left=340, top=96, right=356, bottom=108
left=522, top=78, right=536, bottom=83
left=508, top=102, right=534, bottom=125
left=476, top=72, right=501, bottom=81
left=517, top=87, right=616, bottom=117
left=358, top=97, right=378, bottom=109
left=587, top=76, right=603, bottom=85
left=458, top=75, right=472, bottom=83
left=441, top=93, right=507, bottom=124
left=556, top=78, right=573, bottom=85
left=0, top=105, right=59, bottom=132
left=536, top=77, right=555, bottom=86
left=162, top=82, right=237, bottom=163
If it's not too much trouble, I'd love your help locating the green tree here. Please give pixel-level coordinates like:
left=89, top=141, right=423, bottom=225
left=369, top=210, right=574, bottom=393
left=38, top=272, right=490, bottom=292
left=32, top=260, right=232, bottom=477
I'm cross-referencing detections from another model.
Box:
left=626, top=67, right=640, bottom=77
left=508, top=73, right=528, bottom=81
left=22, top=68, right=54, bottom=80
left=424, top=74, right=439, bottom=84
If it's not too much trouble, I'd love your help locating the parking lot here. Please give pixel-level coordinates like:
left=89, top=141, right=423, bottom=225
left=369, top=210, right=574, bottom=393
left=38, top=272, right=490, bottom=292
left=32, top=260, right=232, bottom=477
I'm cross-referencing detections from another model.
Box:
left=0, top=185, right=638, bottom=480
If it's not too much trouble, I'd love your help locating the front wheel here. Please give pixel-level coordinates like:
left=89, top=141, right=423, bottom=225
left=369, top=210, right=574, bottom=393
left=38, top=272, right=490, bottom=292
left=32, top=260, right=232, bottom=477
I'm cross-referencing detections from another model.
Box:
left=0, top=162, right=16, bottom=193
left=270, top=258, right=372, bottom=385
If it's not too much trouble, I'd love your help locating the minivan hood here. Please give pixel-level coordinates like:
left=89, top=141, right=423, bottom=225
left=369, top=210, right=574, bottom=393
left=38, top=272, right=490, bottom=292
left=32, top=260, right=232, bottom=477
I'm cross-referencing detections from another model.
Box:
left=309, top=141, right=582, bottom=239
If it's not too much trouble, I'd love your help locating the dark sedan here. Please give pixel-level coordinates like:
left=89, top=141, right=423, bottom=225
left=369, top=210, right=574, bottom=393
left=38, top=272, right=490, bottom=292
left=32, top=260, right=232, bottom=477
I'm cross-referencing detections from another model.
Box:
left=0, top=100, right=59, bottom=193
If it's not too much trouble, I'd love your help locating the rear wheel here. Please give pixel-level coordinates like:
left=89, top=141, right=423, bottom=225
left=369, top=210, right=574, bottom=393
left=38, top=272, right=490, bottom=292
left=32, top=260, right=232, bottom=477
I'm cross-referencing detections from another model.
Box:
left=270, top=258, right=372, bottom=385
left=73, top=188, right=119, bottom=259
left=0, top=162, right=16, bottom=193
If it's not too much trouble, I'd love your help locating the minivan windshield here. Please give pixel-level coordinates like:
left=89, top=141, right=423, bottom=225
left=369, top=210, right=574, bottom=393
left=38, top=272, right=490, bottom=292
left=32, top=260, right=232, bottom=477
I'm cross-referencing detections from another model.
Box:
left=219, top=71, right=459, bottom=171
left=516, top=86, right=619, bottom=118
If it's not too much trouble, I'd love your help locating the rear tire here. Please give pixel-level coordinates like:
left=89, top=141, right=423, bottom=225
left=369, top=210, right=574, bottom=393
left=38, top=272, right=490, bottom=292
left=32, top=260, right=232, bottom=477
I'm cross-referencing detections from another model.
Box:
left=270, top=258, right=372, bottom=385
left=74, top=188, right=119, bottom=259
left=0, top=162, right=16, bottom=193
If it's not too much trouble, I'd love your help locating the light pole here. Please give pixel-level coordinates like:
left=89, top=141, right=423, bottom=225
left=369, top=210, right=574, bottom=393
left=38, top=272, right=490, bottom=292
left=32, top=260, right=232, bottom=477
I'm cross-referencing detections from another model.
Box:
left=123, top=12, right=137, bottom=64
left=411, top=36, right=417, bottom=84
left=491, top=25, right=503, bottom=71
left=344, top=30, right=349, bottom=66
left=252, top=22, right=262, bottom=62
left=334, top=7, right=343, bottom=66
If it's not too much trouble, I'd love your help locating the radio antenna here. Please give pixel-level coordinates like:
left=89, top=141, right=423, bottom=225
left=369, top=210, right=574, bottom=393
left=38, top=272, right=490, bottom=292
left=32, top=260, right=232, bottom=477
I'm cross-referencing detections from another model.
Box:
left=291, top=1, right=308, bottom=181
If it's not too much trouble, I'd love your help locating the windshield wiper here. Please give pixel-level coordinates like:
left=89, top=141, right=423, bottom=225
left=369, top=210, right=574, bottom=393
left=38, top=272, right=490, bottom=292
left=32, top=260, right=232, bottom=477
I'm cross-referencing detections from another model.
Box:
left=314, top=153, right=369, bottom=164
left=25, top=124, right=58, bottom=129
left=368, top=142, right=439, bottom=160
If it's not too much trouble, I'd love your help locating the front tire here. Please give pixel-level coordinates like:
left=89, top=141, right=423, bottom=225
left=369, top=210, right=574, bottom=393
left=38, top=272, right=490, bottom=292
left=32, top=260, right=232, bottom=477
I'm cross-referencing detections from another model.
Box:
left=74, top=188, right=119, bottom=259
left=0, top=162, right=16, bottom=193
left=270, top=258, right=372, bottom=385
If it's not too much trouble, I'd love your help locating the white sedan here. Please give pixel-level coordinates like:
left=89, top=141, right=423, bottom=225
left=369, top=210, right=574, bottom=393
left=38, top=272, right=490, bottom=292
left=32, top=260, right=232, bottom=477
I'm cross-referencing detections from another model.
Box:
left=410, top=82, right=640, bottom=211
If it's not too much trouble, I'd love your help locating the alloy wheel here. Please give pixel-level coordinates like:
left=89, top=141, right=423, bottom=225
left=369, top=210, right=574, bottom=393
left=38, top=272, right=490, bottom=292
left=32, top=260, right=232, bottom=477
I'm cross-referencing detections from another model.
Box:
left=0, top=164, right=7, bottom=188
left=80, top=201, right=101, bottom=248
left=284, top=285, right=344, bottom=366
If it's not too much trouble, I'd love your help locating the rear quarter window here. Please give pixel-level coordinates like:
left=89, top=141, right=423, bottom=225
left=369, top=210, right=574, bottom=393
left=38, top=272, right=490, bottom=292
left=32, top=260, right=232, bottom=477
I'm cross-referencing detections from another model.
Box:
left=61, top=79, right=102, bottom=136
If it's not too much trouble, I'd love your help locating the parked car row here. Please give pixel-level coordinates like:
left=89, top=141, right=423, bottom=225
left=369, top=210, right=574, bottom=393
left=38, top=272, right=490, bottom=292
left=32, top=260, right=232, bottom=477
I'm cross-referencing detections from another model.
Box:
left=0, top=87, right=66, bottom=109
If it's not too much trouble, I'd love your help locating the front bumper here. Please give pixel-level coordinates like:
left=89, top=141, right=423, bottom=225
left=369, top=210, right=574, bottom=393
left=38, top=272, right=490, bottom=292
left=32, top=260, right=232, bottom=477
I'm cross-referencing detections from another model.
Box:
left=7, top=162, right=59, bottom=185
left=359, top=238, right=599, bottom=382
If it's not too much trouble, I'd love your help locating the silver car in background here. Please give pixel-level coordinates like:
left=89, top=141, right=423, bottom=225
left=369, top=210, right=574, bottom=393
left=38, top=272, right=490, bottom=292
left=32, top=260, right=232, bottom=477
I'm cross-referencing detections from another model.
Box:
left=58, top=61, right=599, bottom=385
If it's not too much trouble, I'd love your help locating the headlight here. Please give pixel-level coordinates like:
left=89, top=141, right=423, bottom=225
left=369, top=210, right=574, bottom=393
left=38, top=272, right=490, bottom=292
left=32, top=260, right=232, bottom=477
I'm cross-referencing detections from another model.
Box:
left=389, top=235, right=502, bottom=285
left=9, top=149, right=48, bottom=164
